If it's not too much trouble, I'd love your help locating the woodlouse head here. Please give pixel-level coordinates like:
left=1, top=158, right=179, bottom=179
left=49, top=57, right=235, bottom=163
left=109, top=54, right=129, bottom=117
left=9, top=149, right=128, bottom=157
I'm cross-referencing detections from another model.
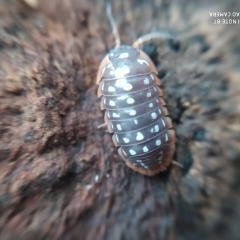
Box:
left=96, top=45, right=158, bottom=85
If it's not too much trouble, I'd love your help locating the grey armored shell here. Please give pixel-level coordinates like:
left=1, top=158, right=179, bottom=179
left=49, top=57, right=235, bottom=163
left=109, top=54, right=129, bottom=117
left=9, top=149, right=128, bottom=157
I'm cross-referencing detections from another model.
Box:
left=97, top=45, right=175, bottom=176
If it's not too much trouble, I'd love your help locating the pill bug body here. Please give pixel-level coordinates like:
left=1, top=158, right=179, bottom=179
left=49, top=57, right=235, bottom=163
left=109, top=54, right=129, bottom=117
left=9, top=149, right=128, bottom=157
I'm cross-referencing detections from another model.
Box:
left=97, top=45, right=176, bottom=176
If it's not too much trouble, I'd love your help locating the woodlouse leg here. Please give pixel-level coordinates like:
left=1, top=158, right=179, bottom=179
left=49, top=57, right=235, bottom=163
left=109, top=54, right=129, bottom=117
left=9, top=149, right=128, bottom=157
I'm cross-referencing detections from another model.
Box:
left=118, top=147, right=127, bottom=160
left=106, top=121, right=114, bottom=134
left=97, top=122, right=113, bottom=134
left=112, top=134, right=120, bottom=147
left=172, top=161, right=183, bottom=168
left=97, top=123, right=107, bottom=129
left=132, top=30, right=177, bottom=48
left=103, top=113, right=114, bottom=133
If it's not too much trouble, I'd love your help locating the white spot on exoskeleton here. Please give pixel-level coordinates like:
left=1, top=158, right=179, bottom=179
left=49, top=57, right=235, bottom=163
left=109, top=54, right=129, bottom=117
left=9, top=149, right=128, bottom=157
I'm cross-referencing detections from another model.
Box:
left=129, top=149, right=137, bottom=155
left=154, top=124, right=160, bottom=132
left=118, top=95, right=128, bottom=100
left=112, top=112, right=120, bottom=118
left=118, top=52, right=129, bottom=58
left=115, top=78, right=133, bottom=91
left=123, top=137, right=130, bottom=143
left=136, top=132, right=144, bottom=141
left=144, top=78, right=150, bottom=85
left=111, top=65, right=130, bottom=77
left=124, top=83, right=133, bottom=91
left=116, top=124, right=122, bottom=131
left=108, top=86, right=116, bottom=92
left=165, top=133, right=169, bottom=142
left=109, top=100, right=116, bottom=106
left=151, top=112, right=157, bottom=119
left=143, top=146, right=149, bottom=152
left=128, top=109, right=136, bottom=116
left=147, top=92, right=152, bottom=97
left=134, top=119, right=138, bottom=125
left=126, top=97, right=135, bottom=104
left=148, top=102, right=154, bottom=108
left=156, top=139, right=161, bottom=146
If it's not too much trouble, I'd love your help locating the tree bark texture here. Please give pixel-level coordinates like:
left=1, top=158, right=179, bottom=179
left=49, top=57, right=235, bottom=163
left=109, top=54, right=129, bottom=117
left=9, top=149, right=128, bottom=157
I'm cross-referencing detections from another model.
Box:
left=0, top=0, right=240, bottom=239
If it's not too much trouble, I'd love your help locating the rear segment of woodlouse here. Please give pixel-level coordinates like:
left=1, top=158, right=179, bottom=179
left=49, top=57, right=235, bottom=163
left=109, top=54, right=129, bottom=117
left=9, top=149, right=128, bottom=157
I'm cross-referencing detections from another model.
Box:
left=97, top=45, right=175, bottom=176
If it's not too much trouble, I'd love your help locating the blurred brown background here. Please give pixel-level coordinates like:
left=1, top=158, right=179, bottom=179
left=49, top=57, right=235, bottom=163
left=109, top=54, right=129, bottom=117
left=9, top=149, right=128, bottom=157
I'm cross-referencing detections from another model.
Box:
left=0, top=0, right=240, bottom=239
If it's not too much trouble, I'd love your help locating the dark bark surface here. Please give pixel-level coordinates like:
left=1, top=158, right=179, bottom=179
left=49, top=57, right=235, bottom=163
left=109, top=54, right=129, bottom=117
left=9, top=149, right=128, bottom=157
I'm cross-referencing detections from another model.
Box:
left=0, top=0, right=240, bottom=239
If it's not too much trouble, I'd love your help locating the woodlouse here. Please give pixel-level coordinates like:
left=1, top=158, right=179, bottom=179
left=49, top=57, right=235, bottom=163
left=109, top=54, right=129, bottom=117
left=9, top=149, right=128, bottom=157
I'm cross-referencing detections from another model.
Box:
left=96, top=5, right=176, bottom=176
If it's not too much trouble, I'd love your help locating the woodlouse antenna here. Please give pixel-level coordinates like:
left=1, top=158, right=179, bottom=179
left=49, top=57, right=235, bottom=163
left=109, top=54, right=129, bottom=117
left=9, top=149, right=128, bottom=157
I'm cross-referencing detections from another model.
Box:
left=106, top=2, right=121, bottom=48
left=97, top=123, right=107, bottom=129
left=133, top=31, right=177, bottom=48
